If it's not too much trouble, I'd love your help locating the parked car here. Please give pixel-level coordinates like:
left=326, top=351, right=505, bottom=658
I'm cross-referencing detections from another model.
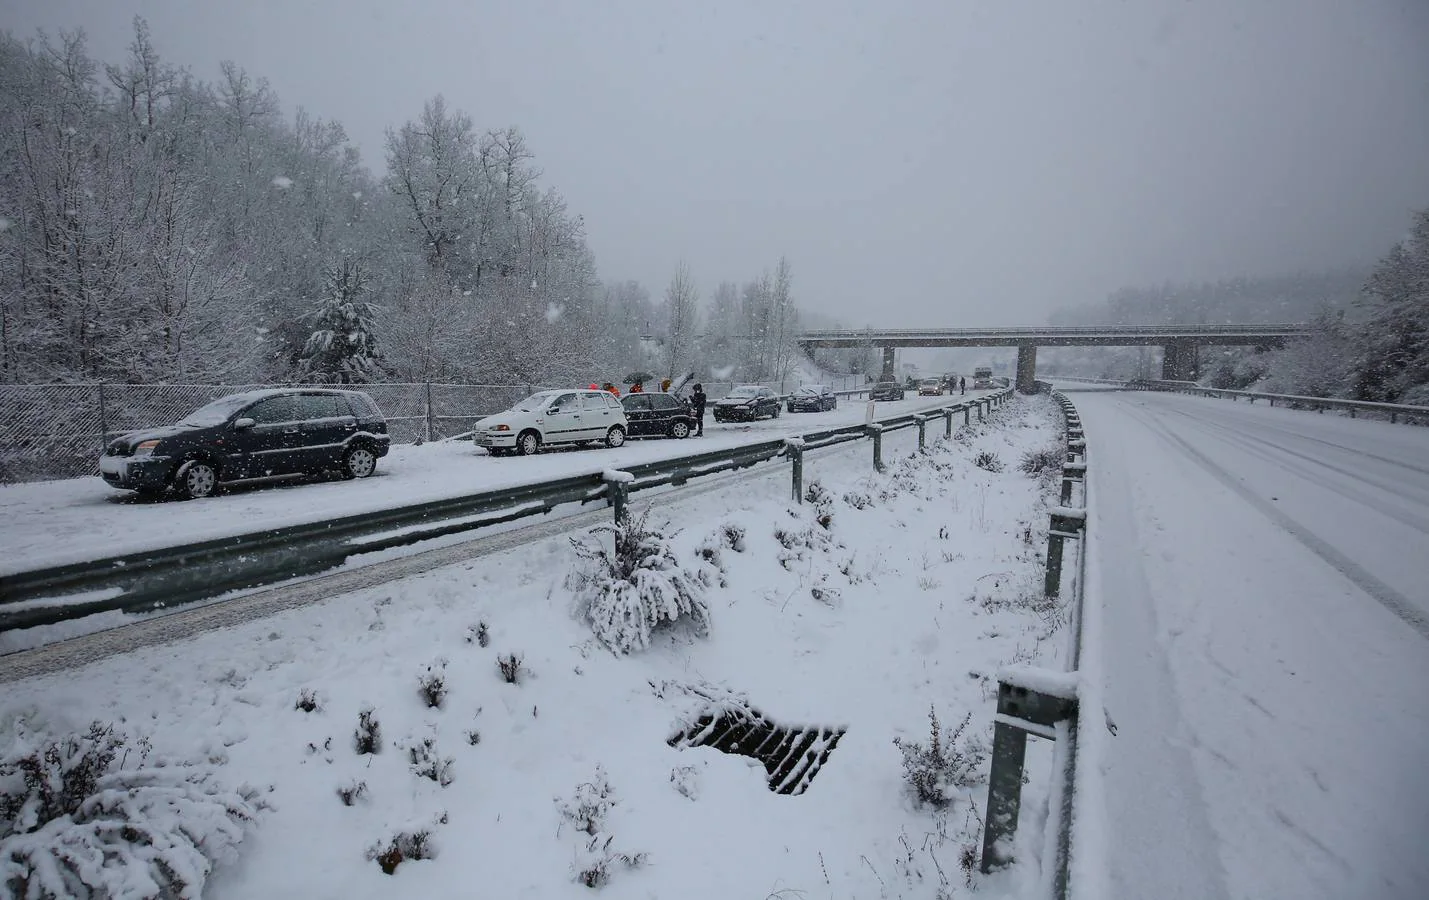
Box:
left=787, top=385, right=837, bottom=412
left=918, top=377, right=944, bottom=396
left=972, top=366, right=995, bottom=389
left=713, top=385, right=782, bottom=422
left=98, top=388, right=391, bottom=500
left=621, top=391, right=696, bottom=438
left=474, top=389, right=628, bottom=456
left=869, top=378, right=905, bottom=401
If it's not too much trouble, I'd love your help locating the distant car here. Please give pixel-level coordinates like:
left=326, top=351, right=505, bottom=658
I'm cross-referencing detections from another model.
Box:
left=918, top=377, right=943, bottom=396
left=473, top=389, right=628, bottom=456
left=869, top=378, right=905, bottom=401
left=98, top=388, right=391, bottom=500
left=972, top=367, right=995, bottom=389
left=713, top=385, right=781, bottom=422
left=787, top=385, right=837, bottom=412
left=621, top=391, right=696, bottom=439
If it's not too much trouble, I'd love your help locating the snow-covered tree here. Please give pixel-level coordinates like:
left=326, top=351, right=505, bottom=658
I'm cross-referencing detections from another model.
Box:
left=661, top=262, right=699, bottom=380
left=299, top=260, right=381, bottom=383
left=1348, top=206, right=1429, bottom=403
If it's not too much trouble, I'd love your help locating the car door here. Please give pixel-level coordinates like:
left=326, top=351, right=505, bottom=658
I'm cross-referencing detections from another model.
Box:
left=621, top=394, right=653, bottom=436
left=233, top=396, right=303, bottom=478
left=649, top=393, right=684, bottom=434
left=295, top=393, right=358, bottom=470
left=579, top=391, right=618, bottom=440
left=541, top=392, right=582, bottom=444
left=759, top=388, right=778, bottom=417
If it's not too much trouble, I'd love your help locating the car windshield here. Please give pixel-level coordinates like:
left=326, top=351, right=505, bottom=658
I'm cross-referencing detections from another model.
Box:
left=178, top=394, right=261, bottom=427
left=510, top=392, right=561, bottom=413
left=726, top=387, right=759, bottom=398
left=796, top=387, right=820, bottom=396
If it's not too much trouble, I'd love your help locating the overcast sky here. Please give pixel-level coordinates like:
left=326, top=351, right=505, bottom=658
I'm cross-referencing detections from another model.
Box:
left=7, top=0, right=1429, bottom=327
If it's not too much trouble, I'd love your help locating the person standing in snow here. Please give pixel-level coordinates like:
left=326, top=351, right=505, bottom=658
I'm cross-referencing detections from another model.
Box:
left=661, top=377, right=672, bottom=392
left=959, top=376, right=966, bottom=395
left=631, top=381, right=644, bottom=393
left=691, top=383, right=707, bottom=436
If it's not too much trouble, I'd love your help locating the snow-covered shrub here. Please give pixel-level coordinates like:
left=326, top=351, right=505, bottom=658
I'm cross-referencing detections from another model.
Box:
left=1, top=721, right=264, bottom=899
left=295, top=688, right=321, bottom=713
left=842, top=489, right=874, bottom=510
left=466, top=621, right=490, bottom=647
left=576, top=835, right=647, bottom=888
left=1018, top=445, right=1064, bottom=476
left=719, top=522, right=746, bottom=552
left=405, top=735, right=453, bottom=787
left=893, top=708, right=988, bottom=809
left=669, top=766, right=699, bottom=800
left=336, top=779, right=367, bottom=806
left=973, top=451, right=1004, bottom=473
left=773, top=512, right=834, bottom=571
left=804, top=479, right=835, bottom=530
left=418, top=659, right=448, bottom=709
left=367, top=828, right=436, bottom=875
left=354, top=708, right=381, bottom=755
left=567, top=510, right=711, bottom=655
left=496, top=652, right=526, bottom=684
left=556, top=768, right=647, bottom=888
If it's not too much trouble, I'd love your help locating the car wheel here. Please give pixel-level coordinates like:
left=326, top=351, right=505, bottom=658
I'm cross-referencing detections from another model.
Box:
left=605, top=425, right=626, bottom=448
left=516, top=430, right=541, bottom=456
left=177, top=461, right=218, bottom=500
left=343, top=445, right=377, bottom=479
left=670, top=420, right=691, bottom=439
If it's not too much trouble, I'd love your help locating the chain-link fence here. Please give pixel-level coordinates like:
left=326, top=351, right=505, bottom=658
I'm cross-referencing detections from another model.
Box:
left=0, top=375, right=870, bottom=484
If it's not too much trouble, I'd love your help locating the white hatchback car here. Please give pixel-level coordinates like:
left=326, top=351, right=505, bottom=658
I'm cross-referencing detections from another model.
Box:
left=473, top=389, right=629, bottom=456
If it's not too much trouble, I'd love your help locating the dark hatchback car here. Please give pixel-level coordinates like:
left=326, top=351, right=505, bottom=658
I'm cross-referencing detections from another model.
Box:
left=869, top=378, right=906, bottom=401
left=787, top=384, right=837, bottom=412
left=712, top=385, right=782, bottom=422
left=99, top=388, right=391, bottom=499
left=620, top=391, right=696, bottom=439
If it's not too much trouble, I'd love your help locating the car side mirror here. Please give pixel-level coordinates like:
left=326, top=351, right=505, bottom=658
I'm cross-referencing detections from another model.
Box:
left=233, top=417, right=255, bottom=430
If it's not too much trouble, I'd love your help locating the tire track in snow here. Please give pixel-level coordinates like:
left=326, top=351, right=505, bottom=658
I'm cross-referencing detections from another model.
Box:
left=1127, top=403, right=1429, bottom=642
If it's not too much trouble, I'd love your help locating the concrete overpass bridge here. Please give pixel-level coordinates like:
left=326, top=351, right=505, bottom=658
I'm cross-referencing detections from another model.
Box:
left=796, top=323, right=1315, bottom=392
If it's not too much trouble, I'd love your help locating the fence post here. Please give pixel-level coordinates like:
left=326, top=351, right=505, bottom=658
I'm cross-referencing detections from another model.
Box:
left=97, top=382, right=109, bottom=452
left=424, top=382, right=435, bottom=442
left=785, top=438, right=805, bottom=503
left=945, top=408, right=954, bottom=439
left=604, top=470, right=633, bottom=523
left=867, top=424, right=884, bottom=472
left=964, top=406, right=972, bottom=426
left=915, top=415, right=927, bottom=451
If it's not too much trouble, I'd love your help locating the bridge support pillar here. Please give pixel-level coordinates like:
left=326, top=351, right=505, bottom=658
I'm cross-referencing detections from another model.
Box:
left=881, top=346, right=896, bottom=376
left=1161, top=340, right=1199, bottom=381
left=1015, top=344, right=1038, bottom=393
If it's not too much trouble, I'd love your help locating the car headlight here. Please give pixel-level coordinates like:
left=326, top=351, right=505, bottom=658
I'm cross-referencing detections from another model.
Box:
left=133, top=439, right=161, bottom=457
left=493, top=424, right=510, bottom=432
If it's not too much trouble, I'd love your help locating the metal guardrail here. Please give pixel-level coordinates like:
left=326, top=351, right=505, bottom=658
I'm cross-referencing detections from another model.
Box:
left=1125, top=380, right=1429, bottom=424
left=0, top=391, right=1013, bottom=633
left=980, top=391, right=1087, bottom=899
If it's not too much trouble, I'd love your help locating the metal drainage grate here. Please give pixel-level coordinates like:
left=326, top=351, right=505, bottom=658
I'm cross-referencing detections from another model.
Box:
left=668, top=706, right=847, bottom=796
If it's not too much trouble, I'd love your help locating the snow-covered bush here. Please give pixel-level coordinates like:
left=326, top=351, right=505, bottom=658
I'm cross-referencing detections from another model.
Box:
left=804, top=479, right=834, bottom=529
left=367, top=827, right=436, bottom=875
left=354, top=708, right=381, bottom=755
left=973, top=451, right=1004, bottom=473
left=404, top=734, right=453, bottom=787
left=893, top=708, right=988, bottom=809
left=295, top=688, right=321, bottom=713
left=556, top=768, right=647, bottom=888
left=567, top=510, right=711, bottom=655
left=1018, top=445, right=1064, bottom=476
left=418, top=659, right=448, bottom=708
left=336, top=779, right=367, bottom=806
left=496, top=652, right=527, bottom=684
left=466, top=621, right=490, bottom=647
left=1, top=721, right=264, bottom=899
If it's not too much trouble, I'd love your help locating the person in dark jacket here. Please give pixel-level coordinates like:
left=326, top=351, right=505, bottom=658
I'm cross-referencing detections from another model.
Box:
left=691, top=383, right=708, bottom=436
left=959, top=376, right=966, bottom=395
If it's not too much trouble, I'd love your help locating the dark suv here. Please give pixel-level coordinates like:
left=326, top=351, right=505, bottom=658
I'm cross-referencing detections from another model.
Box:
left=99, top=388, right=391, bottom=499
left=621, top=391, right=696, bottom=438
left=713, top=385, right=782, bottom=422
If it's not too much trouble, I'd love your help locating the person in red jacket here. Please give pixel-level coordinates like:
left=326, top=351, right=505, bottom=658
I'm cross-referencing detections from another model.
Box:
left=630, top=381, right=644, bottom=393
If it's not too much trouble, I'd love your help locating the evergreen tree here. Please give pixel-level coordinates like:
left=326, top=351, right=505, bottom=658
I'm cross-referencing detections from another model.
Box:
left=299, top=261, right=381, bottom=383
left=1349, top=207, right=1429, bottom=403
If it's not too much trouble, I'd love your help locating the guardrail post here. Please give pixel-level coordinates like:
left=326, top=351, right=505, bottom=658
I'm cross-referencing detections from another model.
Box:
left=945, top=408, right=954, bottom=439
left=964, top=406, right=972, bottom=426
left=604, top=470, right=633, bottom=523
left=785, top=438, right=805, bottom=503
left=1044, top=507, right=1086, bottom=598
left=1060, top=462, right=1086, bottom=506
left=867, top=424, right=885, bottom=472
left=981, top=675, right=1079, bottom=876
left=915, top=415, right=928, bottom=451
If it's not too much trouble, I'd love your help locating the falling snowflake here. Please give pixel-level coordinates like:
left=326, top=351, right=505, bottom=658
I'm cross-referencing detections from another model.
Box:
left=545, top=303, right=563, bottom=324
left=712, top=365, right=736, bottom=380
left=271, top=176, right=294, bottom=189
left=352, top=190, right=363, bottom=200
left=0, top=217, right=12, bottom=232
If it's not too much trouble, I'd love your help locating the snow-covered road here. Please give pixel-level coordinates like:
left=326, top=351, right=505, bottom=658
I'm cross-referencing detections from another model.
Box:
left=0, top=393, right=991, bottom=574
left=1068, top=387, right=1429, bottom=900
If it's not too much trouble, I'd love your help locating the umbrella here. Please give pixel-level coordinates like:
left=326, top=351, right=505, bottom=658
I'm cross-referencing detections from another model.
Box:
left=624, top=371, right=656, bottom=384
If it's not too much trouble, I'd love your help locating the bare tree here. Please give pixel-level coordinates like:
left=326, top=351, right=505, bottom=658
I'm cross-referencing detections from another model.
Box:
left=661, top=262, right=699, bottom=380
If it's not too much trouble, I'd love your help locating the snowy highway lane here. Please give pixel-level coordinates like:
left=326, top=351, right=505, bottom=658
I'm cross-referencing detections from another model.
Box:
left=1066, top=387, right=1429, bottom=900
left=0, top=392, right=990, bottom=574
